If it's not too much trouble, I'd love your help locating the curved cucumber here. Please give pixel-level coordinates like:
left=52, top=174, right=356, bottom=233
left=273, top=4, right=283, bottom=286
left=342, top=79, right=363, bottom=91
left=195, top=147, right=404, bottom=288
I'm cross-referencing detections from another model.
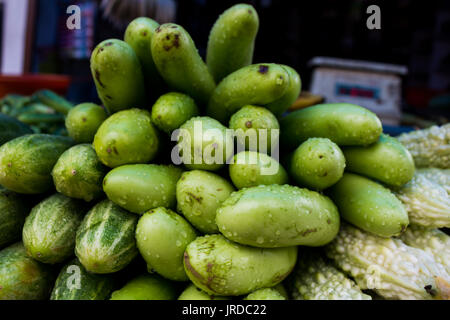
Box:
left=342, top=134, right=415, bottom=187
left=151, top=23, right=216, bottom=106
left=206, top=4, right=259, bottom=83
left=91, top=39, right=146, bottom=114
left=280, top=103, right=382, bottom=148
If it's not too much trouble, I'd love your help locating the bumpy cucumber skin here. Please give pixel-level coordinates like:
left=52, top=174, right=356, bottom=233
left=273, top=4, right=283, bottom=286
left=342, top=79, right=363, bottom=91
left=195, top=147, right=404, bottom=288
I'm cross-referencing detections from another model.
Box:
left=0, top=134, right=74, bottom=194
left=65, top=103, right=107, bottom=143
left=151, top=23, right=216, bottom=106
left=93, top=108, right=159, bottom=168
left=177, top=116, right=233, bottom=171
left=23, top=194, right=87, bottom=264
left=206, top=4, right=259, bottom=83
left=216, top=184, right=340, bottom=248
left=91, top=39, right=146, bottom=114
left=110, top=274, right=177, bottom=300
left=51, top=258, right=116, bottom=300
left=124, top=17, right=165, bottom=98
left=343, top=134, right=415, bottom=187
left=266, top=65, right=302, bottom=116
left=176, top=170, right=235, bottom=234
left=0, top=242, right=54, bottom=300
left=328, top=173, right=409, bottom=237
left=207, top=63, right=290, bottom=123
left=135, top=208, right=197, bottom=281
left=178, top=283, right=230, bottom=300
left=0, top=113, right=33, bottom=146
left=0, top=188, right=29, bottom=249
left=151, top=92, right=199, bottom=134
left=280, top=103, right=382, bottom=148
left=103, top=164, right=183, bottom=214
left=75, top=200, right=139, bottom=274
left=290, top=138, right=346, bottom=190
left=244, top=288, right=286, bottom=300
left=52, top=144, right=108, bottom=202
left=184, top=234, right=297, bottom=296
left=229, top=151, right=288, bottom=189
left=229, top=105, right=280, bottom=152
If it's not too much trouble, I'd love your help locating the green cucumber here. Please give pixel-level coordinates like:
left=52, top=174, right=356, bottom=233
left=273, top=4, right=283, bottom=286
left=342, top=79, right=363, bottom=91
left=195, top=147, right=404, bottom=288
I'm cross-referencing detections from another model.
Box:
left=151, top=23, right=216, bottom=106
left=280, top=103, right=382, bottom=148
left=0, top=242, right=55, bottom=300
left=206, top=4, right=259, bottom=83
left=75, top=200, right=138, bottom=274
left=22, top=193, right=88, bottom=264
left=91, top=39, right=146, bottom=114
left=52, top=144, right=108, bottom=202
left=0, top=134, right=74, bottom=194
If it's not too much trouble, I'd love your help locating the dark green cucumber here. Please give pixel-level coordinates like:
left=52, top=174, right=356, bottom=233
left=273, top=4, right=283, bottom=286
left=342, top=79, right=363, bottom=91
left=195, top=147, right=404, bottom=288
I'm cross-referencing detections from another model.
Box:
left=0, top=113, right=33, bottom=145
left=0, top=188, right=30, bottom=248
left=0, top=242, right=55, bottom=300
left=0, top=134, right=74, bottom=194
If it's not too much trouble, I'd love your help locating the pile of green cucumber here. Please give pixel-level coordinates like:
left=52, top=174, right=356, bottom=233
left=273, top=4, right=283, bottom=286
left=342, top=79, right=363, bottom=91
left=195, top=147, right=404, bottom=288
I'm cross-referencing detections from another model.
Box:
left=0, top=4, right=449, bottom=301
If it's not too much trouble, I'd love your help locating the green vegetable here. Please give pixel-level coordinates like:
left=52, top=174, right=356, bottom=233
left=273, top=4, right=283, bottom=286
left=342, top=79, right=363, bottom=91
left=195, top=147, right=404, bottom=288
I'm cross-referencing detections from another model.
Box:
left=229, top=151, right=288, bottom=189
left=184, top=234, right=297, bottom=296
left=110, top=274, right=177, bottom=300
left=93, top=108, right=159, bottom=168
left=0, top=242, right=54, bottom=300
left=326, top=223, right=450, bottom=300
left=151, top=23, right=216, bottom=106
left=33, top=90, right=74, bottom=115
left=51, top=258, right=116, bottom=300
left=124, top=17, right=165, bottom=99
left=280, top=103, right=382, bottom=149
left=103, top=164, right=182, bottom=214
left=52, top=144, right=108, bottom=202
left=244, top=288, right=286, bottom=300
left=206, top=63, right=290, bottom=123
left=91, top=39, right=146, bottom=114
left=0, top=113, right=33, bottom=145
left=17, top=113, right=65, bottom=125
left=22, top=194, right=87, bottom=264
left=150, top=92, right=199, bottom=134
left=206, top=4, right=259, bottom=83
left=291, top=250, right=371, bottom=300
left=216, top=184, right=340, bottom=248
left=289, top=138, right=346, bottom=190
left=176, top=116, right=233, bottom=171
left=266, top=65, right=302, bottom=116
left=178, top=283, right=230, bottom=300
left=0, top=188, right=29, bottom=248
left=394, top=174, right=450, bottom=228
left=343, top=134, right=415, bottom=187
left=0, top=134, right=74, bottom=194
left=229, top=105, right=280, bottom=152
left=176, top=170, right=235, bottom=234
left=329, top=173, right=409, bottom=237
left=65, top=103, right=108, bottom=143
left=416, top=168, right=450, bottom=194
left=397, top=124, right=450, bottom=169
left=75, top=200, right=138, bottom=274
left=135, top=207, right=197, bottom=281
left=399, top=225, right=450, bottom=275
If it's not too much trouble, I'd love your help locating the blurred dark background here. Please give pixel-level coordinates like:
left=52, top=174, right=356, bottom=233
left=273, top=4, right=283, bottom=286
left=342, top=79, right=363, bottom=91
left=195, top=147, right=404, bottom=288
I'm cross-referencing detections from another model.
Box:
left=5, top=0, right=450, bottom=124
